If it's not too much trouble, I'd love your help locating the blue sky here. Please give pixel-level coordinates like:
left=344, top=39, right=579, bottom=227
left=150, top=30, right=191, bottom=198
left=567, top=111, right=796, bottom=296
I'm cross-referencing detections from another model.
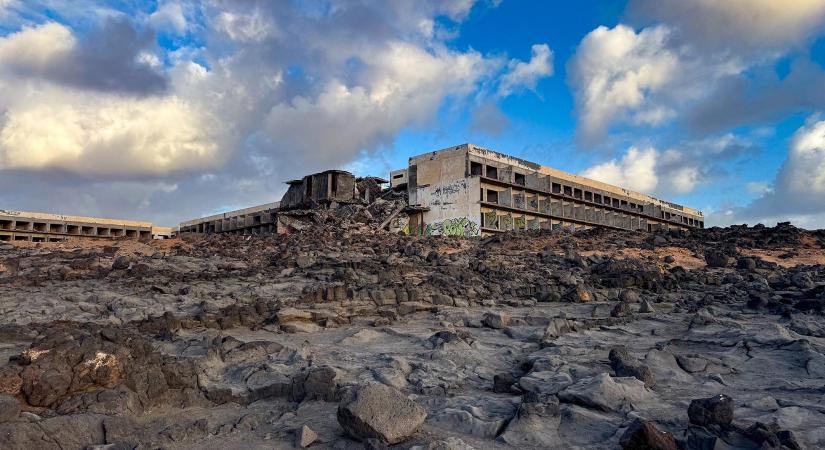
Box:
left=1, top=0, right=825, bottom=228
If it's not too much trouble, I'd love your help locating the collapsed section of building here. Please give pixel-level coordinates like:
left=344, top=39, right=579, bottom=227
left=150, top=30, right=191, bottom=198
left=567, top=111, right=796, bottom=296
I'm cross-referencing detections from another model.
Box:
left=179, top=144, right=705, bottom=237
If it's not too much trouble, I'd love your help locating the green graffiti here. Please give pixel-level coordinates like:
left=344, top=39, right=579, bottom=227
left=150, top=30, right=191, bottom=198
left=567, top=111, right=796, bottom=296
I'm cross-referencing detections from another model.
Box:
left=483, top=211, right=498, bottom=229
left=424, top=217, right=480, bottom=237
left=514, top=216, right=526, bottom=230
left=500, top=215, right=513, bottom=231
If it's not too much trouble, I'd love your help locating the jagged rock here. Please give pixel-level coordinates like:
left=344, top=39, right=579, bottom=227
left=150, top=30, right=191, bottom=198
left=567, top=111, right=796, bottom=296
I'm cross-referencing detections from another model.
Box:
left=619, top=419, right=677, bottom=450
left=639, top=299, right=655, bottom=313
left=0, top=394, right=20, bottom=423
left=737, top=257, right=757, bottom=270
left=492, top=373, right=515, bottom=393
left=295, top=425, right=318, bottom=448
left=609, top=347, right=654, bottom=387
left=482, top=311, right=509, bottom=329
left=558, top=373, right=655, bottom=412
left=704, top=249, right=730, bottom=268
left=619, top=290, right=640, bottom=303
left=337, top=383, right=426, bottom=444
left=566, top=285, right=593, bottom=302
left=111, top=256, right=131, bottom=270
left=611, top=302, right=632, bottom=318
left=688, top=394, right=734, bottom=428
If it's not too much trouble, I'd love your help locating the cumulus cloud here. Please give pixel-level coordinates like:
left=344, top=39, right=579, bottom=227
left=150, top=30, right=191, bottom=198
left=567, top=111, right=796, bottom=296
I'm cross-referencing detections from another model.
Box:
left=149, top=1, right=188, bottom=35
left=570, top=1, right=825, bottom=145
left=0, top=0, right=546, bottom=224
left=582, top=147, right=658, bottom=193
left=581, top=146, right=701, bottom=196
left=498, top=43, right=553, bottom=96
left=567, top=25, right=680, bottom=145
left=627, top=0, right=825, bottom=53
left=0, top=20, right=167, bottom=95
left=725, top=117, right=825, bottom=227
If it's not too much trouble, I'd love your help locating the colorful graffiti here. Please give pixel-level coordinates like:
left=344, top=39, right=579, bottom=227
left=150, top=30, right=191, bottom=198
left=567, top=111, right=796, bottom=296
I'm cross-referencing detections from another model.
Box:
left=514, top=216, right=526, bottom=230
left=483, top=211, right=498, bottom=229
left=424, top=217, right=480, bottom=237
left=389, top=215, right=410, bottom=234
left=500, top=215, right=513, bottom=231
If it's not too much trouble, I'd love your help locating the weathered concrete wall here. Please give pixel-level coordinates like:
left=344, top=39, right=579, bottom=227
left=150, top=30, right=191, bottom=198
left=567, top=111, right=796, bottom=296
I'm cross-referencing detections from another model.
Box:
left=0, top=210, right=154, bottom=242
left=413, top=177, right=481, bottom=237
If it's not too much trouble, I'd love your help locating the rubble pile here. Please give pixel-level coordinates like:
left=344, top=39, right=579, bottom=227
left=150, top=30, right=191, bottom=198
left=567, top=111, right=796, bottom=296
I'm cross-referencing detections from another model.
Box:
left=0, top=221, right=824, bottom=449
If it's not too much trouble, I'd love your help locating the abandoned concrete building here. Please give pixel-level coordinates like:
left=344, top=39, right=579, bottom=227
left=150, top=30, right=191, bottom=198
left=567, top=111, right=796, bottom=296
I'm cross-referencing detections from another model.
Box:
left=178, top=146, right=704, bottom=238
left=402, top=144, right=704, bottom=237
left=0, top=210, right=172, bottom=242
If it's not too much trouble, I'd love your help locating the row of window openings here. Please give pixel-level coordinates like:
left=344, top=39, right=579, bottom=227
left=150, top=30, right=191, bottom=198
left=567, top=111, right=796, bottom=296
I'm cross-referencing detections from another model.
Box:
left=481, top=188, right=641, bottom=211
left=480, top=188, right=703, bottom=227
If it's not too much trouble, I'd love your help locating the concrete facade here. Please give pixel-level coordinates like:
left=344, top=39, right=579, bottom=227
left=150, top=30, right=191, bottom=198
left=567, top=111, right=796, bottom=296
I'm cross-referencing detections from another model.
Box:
left=179, top=202, right=280, bottom=236
left=406, top=144, right=705, bottom=237
left=0, top=210, right=154, bottom=242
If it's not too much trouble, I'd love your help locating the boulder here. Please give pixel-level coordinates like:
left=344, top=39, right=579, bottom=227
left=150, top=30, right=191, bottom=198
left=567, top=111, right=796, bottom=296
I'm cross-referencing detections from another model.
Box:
left=558, top=373, right=655, bottom=412
left=688, top=394, right=733, bottom=428
left=295, top=425, right=318, bottom=448
left=482, top=312, right=509, bottom=329
left=111, top=256, right=131, bottom=270
left=609, top=347, right=654, bottom=387
left=611, top=302, right=632, bottom=318
left=638, top=299, right=655, bottom=313
left=337, top=383, right=426, bottom=444
left=704, top=250, right=730, bottom=268
left=492, top=373, right=515, bottom=394
left=0, top=394, right=20, bottom=423
left=619, top=419, right=677, bottom=450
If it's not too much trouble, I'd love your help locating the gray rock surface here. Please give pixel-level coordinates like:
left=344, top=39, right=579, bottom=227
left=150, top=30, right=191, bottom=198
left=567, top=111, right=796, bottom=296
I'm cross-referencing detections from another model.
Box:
left=337, top=383, right=426, bottom=444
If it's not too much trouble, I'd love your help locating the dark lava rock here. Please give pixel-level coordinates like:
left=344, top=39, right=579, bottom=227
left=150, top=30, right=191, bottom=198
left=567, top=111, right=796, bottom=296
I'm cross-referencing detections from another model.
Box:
left=663, top=255, right=675, bottom=264
left=736, top=257, right=757, bottom=270
left=111, top=256, right=131, bottom=270
left=493, top=373, right=515, bottom=394
left=611, top=302, right=632, bottom=318
left=688, top=394, right=733, bottom=428
left=337, top=383, right=426, bottom=444
left=619, top=419, right=677, bottom=450
left=609, top=346, right=654, bottom=387
left=704, top=250, right=730, bottom=268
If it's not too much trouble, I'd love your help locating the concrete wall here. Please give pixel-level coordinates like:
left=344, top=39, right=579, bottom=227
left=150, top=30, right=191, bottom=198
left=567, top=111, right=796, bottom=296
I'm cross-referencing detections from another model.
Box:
left=412, top=177, right=481, bottom=237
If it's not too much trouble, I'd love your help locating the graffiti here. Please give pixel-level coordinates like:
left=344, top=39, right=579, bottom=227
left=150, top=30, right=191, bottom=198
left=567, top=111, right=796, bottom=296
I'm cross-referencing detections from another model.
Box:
left=389, top=215, right=410, bottom=234
left=483, top=211, right=498, bottom=229
left=424, top=217, right=479, bottom=237
left=500, top=215, right=513, bottom=231
left=431, top=180, right=467, bottom=197
left=514, top=216, right=526, bottom=230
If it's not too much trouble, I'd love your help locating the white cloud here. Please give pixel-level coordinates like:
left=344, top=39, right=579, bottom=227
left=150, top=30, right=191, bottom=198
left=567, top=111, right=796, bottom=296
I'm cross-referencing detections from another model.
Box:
left=214, top=9, right=278, bottom=43
left=0, top=22, right=75, bottom=76
left=746, top=181, right=772, bottom=195
left=149, top=1, right=188, bottom=35
left=723, top=117, right=825, bottom=227
left=568, top=25, right=679, bottom=145
left=581, top=146, right=658, bottom=193
left=628, top=0, right=825, bottom=53
left=581, top=145, right=701, bottom=196
left=497, top=43, right=553, bottom=96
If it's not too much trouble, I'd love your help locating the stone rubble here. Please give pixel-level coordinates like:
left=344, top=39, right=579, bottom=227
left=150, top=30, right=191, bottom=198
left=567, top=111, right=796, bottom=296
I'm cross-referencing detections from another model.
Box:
left=0, top=220, right=822, bottom=448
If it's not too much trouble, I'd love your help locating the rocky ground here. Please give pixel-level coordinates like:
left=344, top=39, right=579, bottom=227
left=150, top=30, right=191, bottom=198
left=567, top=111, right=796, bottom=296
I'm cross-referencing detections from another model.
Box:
left=1, top=220, right=824, bottom=449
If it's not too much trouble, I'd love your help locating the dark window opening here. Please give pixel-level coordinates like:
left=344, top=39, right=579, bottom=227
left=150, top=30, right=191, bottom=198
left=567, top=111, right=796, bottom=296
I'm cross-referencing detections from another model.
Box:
left=306, top=180, right=313, bottom=197
left=331, top=174, right=338, bottom=194
left=514, top=173, right=525, bottom=185
left=612, top=199, right=620, bottom=208
left=552, top=183, right=561, bottom=194
left=563, top=186, right=572, bottom=196
left=620, top=200, right=628, bottom=208
left=574, top=188, right=583, bottom=199
left=392, top=173, right=404, bottom=179
left=594, top=194, right=602, bottom=203
left=470, top=162, right=483, bottom=176
left=603, top=196, right=611, bottom=205
left=487, top=189, right=499, bottom=204
left=486, top=166, right=498, bottom=179
left=585, top=191, right=593, bottom=201
left=639, top=205, right=644, bottom=213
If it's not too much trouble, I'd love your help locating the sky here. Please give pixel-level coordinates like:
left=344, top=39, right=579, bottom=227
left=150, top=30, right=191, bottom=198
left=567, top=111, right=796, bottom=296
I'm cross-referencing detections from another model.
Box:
left=1, top=1, right=825, bottom=228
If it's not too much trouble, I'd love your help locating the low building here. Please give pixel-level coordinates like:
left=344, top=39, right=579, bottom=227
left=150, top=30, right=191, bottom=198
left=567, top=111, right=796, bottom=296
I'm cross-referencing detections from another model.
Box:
left=151, top=226, right=177, bottom=240
left=0, top=210, right=154, bottom=242
left=405, top=144, right=704, bottom=237
left=178, top=202, right=280, bottom=235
